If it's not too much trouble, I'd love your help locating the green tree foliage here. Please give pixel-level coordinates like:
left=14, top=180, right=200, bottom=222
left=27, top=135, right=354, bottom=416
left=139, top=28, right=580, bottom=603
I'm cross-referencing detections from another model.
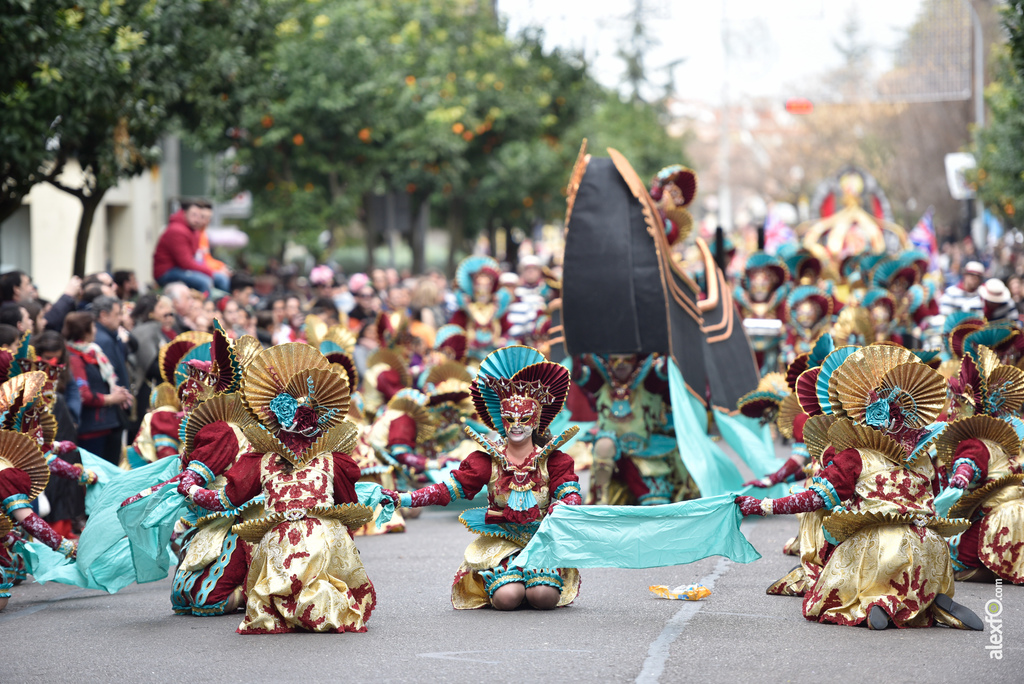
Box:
left=1, top=0, right=282, bottom=275
left=972, top=4, right=1024, bottom=227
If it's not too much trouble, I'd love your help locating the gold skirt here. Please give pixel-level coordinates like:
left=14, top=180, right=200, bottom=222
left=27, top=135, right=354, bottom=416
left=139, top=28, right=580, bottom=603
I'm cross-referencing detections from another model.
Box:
left=767, top=509, right=828, bottom=597
left=979, top=499, right=1024, bottom=584
left=802, top=523, right=954, bottom=627
left=239, top=517, right=375, bottom=633
left=450, top=536, right=580, bottom=610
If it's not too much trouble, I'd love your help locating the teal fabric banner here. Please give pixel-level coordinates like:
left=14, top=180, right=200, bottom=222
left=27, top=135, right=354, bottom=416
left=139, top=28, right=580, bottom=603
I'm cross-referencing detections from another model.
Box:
left=80, top=449, right=128, bottom=515
left=20, top=456, right=181, bottom=593
left=668, top=360, right=746, bottom=496
left=511, top=493, right=762, bottom=570
left=713, top=410, right=785, bottom=479
left=117, top=479, right=189, bottom=583
left=934, top=487, right=965, bottom=518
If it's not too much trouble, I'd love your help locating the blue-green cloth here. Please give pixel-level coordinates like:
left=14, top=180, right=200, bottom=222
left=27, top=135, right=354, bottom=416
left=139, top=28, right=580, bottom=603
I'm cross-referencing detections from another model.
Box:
left=117, top=479, right=190, bottom=583
left=668, top=360, right=746, bottom=495
left=356, top=481, right=396, bottom=527
left=20, top=456, right=181, bottom=593
left=80, top=449, right=129, bottom=515
left=713, top=410, right=785, bottom=479
left=511, top=493, right=762, bottom=570
left=934, top=487, right=965, bottom=518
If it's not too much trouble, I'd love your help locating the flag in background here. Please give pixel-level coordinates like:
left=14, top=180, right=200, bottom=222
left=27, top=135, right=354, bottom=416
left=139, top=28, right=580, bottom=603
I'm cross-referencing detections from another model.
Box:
left=908, top=207, right=938, bottom=271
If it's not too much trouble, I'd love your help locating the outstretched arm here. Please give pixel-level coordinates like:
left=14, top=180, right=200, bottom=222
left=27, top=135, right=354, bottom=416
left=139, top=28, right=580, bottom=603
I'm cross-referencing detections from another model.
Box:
left=383, top=450, right=492, bottom=509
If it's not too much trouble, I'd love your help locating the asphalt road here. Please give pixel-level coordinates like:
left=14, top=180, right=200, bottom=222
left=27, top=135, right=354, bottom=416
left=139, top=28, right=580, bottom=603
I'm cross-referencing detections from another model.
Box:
left=3, top=473, right=1022, bottom=682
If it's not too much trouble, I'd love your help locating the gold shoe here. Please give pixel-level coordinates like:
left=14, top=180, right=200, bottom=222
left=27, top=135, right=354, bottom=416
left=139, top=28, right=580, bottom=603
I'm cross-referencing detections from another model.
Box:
left=932, top=594, right=983, bottom=630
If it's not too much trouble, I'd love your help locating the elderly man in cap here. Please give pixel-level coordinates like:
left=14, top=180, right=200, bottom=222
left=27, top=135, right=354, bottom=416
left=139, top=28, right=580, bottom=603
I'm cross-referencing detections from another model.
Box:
left=979, top=278, right=1020, bottom=321
left=939, top=261, right=985, bottom=316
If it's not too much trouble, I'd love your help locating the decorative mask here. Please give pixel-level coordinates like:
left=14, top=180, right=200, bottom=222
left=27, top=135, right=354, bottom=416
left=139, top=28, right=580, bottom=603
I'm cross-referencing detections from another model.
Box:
left=748, top=270, right=775, bottom=302
left=794, top=301, right=821, bottom=329
left=500, top=395, right=541, bottom=431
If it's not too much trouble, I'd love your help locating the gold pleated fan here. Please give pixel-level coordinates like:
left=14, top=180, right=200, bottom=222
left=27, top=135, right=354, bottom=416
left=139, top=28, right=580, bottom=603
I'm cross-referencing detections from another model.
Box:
left=937, top=358, right=961, bottom=381
left=986, top=364, right=1024, bottom=415
left=831, top=305, right=873, bottom=347
left=873, top=363, right=946, bottom=429
left=242, top=344, right=331, bottom=430
left=182, top=393, right=255, bottom=458
left=830, top=345, right=918, bottom=421
left=304, top=315, right=329, bottom=350
left=974, top=345, right=1002, bottom=379
left=933, top=414, right=1021, bottom=467
left=828, top=418, right=906, bottom=465
left=822, top=509, right=969, bottom=545
left=775, top=394, right=803, bottom=440
left=387, top=396, right=438, bottom=445
left=949, top=473, right=1024, bottom=519
left=0, top=429, right=49, bottom=499
left=242, top=420, right=360, bottom=468
left=0, top=371, right=46, bottom=415
left=426, top=360, right=473, bottom=388
left=757, top=372, right=790, bottom=396
left=233, top=336, right=264, bottom=373
left=150, top=382, right=181, bottom=410
left=322, top=326, right=357, bottom=355
left=366, top=348, right=412, bottom=388
left=803, top=414, right=837, bottom=462
left=283, top=367, right=351, bottom=431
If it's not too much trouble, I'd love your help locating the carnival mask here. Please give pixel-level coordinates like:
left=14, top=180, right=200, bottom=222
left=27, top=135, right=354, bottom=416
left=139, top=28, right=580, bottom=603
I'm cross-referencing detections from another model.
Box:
left=500, top=395, right=540, bottom=441
left=473, top=274, right=493, bottom=300
left=870, top=304, right=891, bottom=330
left=609, top=354, right=638, bottom=380
left=794, top=301, right=821, bottom=329
left=748, top=270, right=775, bottom=302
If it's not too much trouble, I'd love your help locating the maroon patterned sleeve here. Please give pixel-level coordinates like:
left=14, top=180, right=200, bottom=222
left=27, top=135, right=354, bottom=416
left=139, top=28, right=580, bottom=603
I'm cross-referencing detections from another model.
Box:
left=450, top=451, right=493, bottom=500
left=331, top=452, right=361, bottom=504
left=183, top=421, right=240, bottom=475
left=949, top=438, right=990, bottom=488
left=812, top=448, right=863, bottom=505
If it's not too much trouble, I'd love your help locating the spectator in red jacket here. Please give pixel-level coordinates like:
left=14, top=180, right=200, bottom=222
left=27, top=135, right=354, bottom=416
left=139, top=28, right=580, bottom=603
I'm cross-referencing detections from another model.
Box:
left=153, top=200, right=215, bottom=294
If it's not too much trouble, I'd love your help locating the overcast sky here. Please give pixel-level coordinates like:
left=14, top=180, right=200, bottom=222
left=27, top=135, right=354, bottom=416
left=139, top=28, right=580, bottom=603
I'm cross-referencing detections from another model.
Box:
left=501, top=0, right=928, bottom=104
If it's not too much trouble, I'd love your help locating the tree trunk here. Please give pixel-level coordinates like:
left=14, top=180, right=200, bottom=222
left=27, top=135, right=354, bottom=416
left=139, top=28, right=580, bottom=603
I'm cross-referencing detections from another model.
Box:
left=72, top=188, right=108, bottom=277
left=446, top=199, right=464, bottom=277
left=411, top=196, right=428, bottom=275
left=486, top=217, right=497, bottom=259
left=363, top=192, right=376, bottom=271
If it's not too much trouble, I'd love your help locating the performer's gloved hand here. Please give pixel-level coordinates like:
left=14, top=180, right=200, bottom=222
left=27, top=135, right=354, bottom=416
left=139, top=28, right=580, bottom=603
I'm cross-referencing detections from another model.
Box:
left=51, top=440, right=78, bottom=456
left=176, top=469, right=205, bottom=496
left=79, top=468, right=98, bottom=486
left=744, top=457, right=803, bottom=487
left=735, top=495, right=765, bottom=517
left=948, top=463, right=976, bottom=489
left=381, top=488, right=402, bottom=508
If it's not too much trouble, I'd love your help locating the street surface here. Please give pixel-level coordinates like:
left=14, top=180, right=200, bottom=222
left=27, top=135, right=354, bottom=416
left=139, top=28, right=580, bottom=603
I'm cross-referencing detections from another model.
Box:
left=3, top=455, right=1021, bottom=682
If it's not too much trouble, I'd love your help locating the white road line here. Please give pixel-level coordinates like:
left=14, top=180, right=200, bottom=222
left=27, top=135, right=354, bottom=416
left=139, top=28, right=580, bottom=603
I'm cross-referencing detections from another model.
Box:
left=635, top=557, right=735, bottom=684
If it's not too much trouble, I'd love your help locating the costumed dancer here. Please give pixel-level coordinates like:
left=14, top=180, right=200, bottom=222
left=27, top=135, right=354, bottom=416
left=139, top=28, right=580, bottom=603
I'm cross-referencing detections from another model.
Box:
left=0, top=430, right=78, bottom=610
left=734, top=252, right=790, bottom=376
left=576, top=353, right=696, bottom=506
left=748, top=338, right=839, bottom=595
left=383, top=345, right=582, bottom=610
left=350, top=390, right=435, bottom=535
left=180, top=343, right=376, bottom=633
left=449, top=256, right=512, bottom=363
left=736, top=344, right=982, bottom=630
left=166, top=329, right=264, bottom=616
left=124, top=330, right=213, bottom=468
left=781, top=285, right=833, bottom=364
left=938, top=346, right=1024, bottom=584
